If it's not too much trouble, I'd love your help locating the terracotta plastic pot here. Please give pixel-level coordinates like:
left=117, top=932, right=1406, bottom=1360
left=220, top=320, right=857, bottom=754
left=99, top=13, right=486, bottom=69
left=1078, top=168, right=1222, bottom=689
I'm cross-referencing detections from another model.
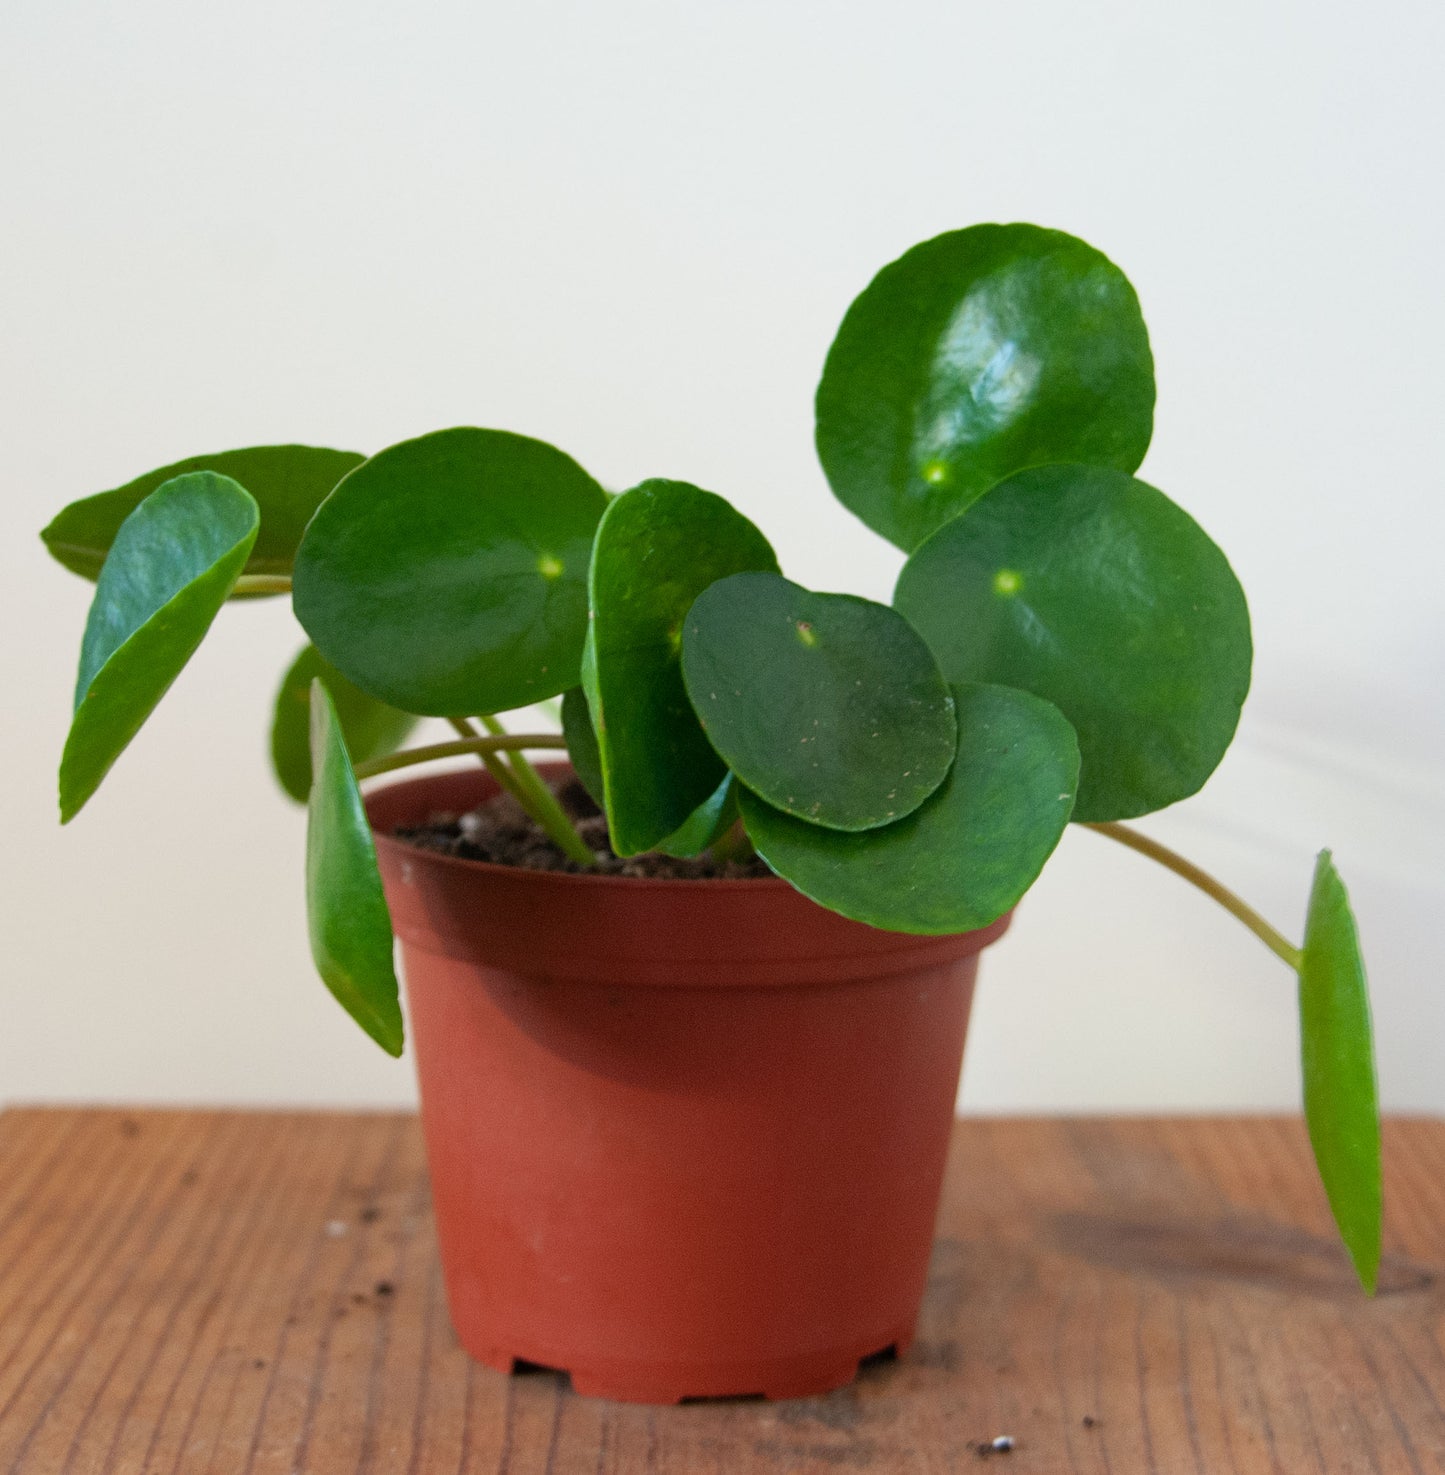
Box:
left=368, top=767, right=1009, bottom=1404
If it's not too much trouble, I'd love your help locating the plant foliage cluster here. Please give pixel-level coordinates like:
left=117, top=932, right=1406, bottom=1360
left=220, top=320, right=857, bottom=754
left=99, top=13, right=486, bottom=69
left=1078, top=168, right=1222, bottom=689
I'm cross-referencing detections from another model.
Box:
left=43, top=223, right=1381, bottom=1289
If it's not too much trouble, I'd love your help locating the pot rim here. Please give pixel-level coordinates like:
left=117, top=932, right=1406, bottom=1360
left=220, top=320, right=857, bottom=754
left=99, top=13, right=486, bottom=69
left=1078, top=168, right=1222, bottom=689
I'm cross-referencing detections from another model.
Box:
left=368, top=764, right=1013, bottom=980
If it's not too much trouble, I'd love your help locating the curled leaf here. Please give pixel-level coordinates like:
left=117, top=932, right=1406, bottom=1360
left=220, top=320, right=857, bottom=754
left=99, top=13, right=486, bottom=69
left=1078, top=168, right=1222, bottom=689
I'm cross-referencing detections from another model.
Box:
left=61, top=472, right=259, bottom=822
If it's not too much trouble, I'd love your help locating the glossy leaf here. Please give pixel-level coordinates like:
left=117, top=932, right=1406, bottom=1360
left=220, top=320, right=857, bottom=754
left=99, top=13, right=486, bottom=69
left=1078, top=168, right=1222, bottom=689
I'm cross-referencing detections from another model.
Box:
left=584, top=479, right=778, bottom=855
left=681, top=572, right=956, bottom=831
left=895, top=464, right=1251, bottom=822
left=817, top=223, right=1155, bottom=551
left=292, top=428, right=608, bottom=716
left=41, top=444, right=362, bottom=591
left=271, top=645, right=419, bottom=803
left=306, top=681, right=403, bottom=1057
left=1298, top=850, right=1381, bottom=1292
left=740, top=684, right=1078, bottom=932
left=60, top=473, right=259, bottom=822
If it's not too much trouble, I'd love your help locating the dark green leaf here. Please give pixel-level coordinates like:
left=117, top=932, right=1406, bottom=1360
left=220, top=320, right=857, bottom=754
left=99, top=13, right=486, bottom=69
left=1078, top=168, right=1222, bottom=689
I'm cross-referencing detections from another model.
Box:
left=681, top=572, right=956, bottom=831
left=1298, top=850, right=1381, bottom=1292
left=271, top=645, right=419, bottom=803
left=894, top=464, right=1251, bottom=822
left=740, top=684, right=1078, bottom=932
left=584, top=479, right=778, bottom=855
left=292, top=428, right=607, bottom=716
left=816, top=223, right=1155, bottom=551
left=561, top=685, right=605, bottom=810
left=306, top=681, right=403, bottom=1056
left=41, top=444, right=362, bottom=591
left=60, top=472, right=259, bottom=822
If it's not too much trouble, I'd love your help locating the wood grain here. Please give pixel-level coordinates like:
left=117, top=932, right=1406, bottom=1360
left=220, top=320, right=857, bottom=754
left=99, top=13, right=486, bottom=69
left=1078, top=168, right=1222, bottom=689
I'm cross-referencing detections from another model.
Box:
left=0, top=1110, right=1440, bottom=1473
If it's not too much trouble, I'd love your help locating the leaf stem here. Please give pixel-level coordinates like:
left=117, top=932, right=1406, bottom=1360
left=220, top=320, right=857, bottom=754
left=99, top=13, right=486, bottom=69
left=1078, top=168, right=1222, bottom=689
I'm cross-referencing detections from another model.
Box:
left=233, top=573, right=293, bottom=595
left=445, top=716, right=532, bottom=810
left=476, top=712, right=596, bottom=867
left=1083, top=822, right=1303, bottom=969
left=353, top=733, right=567, bottom=780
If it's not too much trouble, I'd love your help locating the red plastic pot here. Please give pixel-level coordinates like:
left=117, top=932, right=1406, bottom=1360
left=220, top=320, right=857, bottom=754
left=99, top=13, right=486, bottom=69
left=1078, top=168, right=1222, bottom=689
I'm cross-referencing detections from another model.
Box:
left=368, top=767, right=1009, bottom=1404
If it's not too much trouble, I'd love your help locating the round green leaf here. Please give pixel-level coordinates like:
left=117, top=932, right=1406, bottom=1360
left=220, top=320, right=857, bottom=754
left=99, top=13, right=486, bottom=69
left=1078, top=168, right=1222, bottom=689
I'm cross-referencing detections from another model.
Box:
left=739, top=684, right=1079, bottom=933
left=41, top=444, right=362, bottom=591
left=585, top=479, right=778, bottom=855
left=1298, top=849, right=1381, bottom=1292
left=306, top=681, right=403, bottom=1056
left=292, top=428, right=607, bottom=716
left=271, top=644, right=419, bottom=803
left=894, top=464, right=1251, bottom=822
left=60, top=472, right=259, bottom=822
left=817, top=224, right=1155, bottom=551
left=681, top=572, right=956, bottom=831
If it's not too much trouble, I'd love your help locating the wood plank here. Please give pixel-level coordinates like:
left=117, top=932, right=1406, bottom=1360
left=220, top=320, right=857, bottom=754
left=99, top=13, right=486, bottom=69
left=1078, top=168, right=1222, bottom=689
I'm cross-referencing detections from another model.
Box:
left=0, top=1110, right=1439, bottom=1473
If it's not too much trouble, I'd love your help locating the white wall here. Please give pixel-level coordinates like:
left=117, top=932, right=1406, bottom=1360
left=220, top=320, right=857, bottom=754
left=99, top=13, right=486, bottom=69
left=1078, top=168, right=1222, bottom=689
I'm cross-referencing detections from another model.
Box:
left=2, top=0, right=1441, bottom=1111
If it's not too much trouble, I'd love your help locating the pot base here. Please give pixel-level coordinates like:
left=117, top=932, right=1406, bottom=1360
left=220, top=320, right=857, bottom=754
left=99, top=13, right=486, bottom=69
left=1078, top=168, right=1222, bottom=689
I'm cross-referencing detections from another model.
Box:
left=468, top=1331, right=914, bottom=1404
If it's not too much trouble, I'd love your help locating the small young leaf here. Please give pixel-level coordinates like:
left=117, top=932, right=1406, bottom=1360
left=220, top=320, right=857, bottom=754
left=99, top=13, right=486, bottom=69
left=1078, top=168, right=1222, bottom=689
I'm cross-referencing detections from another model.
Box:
left=306, top=681, right=404, bottom=1057
left=292, top=428, right=608, bottom=716
left=41, top=444, right=362, bottom=590
left=655, top=774, right=739, bottom=859
left=1298, top=850, right=1381, bottom=1292
left=585, top=479, right=778, bottom=855
left=894, top=464, right=1251, bottom=822
left=739, top=684, right=1078, bottom=933
left=681, top=572, right=956, bottom=831
left=816, top=224, right=1155, bottom=551
left=60, top=472, right=259, bottom=822
left=271, top=645, right=419, bottom=803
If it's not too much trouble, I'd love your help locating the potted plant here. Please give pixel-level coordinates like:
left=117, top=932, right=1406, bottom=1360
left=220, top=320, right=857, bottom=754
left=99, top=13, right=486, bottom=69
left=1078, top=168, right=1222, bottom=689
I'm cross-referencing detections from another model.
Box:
left=42, top=222, right=1380, bottom=1405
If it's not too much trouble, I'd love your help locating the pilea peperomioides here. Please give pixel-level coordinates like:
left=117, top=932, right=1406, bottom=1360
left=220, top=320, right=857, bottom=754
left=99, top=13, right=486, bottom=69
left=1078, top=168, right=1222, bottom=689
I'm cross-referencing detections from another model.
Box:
left=43, top=222, right=1382, bottom=1292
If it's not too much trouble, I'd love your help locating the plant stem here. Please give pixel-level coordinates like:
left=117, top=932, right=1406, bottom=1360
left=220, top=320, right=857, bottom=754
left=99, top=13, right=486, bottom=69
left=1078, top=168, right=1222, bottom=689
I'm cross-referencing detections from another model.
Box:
left=475, top=712, right=596, bottom=867
left=445, top=716, right=532, bottom=810
left=353, top=733, right=567, bottom=780
left=1083, top=821, right=1303, bottom=969
left=233, top=574, right=293, bottom=595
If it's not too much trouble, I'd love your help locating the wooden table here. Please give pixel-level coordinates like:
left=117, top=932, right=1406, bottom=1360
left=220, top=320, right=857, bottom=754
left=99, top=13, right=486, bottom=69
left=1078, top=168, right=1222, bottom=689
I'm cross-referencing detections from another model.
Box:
left=0, top=1111, right=1440, bottom=1473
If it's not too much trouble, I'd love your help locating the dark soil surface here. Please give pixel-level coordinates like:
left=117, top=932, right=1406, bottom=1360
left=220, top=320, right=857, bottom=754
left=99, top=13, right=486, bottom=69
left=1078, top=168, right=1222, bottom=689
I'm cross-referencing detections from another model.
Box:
left=394, top=777, right=774, bottom=880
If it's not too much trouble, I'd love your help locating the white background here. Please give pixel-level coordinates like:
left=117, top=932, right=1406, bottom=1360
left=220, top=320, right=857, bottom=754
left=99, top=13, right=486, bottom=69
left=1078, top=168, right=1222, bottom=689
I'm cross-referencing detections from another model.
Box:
left=2, top=0, right=1441, bottom=1112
